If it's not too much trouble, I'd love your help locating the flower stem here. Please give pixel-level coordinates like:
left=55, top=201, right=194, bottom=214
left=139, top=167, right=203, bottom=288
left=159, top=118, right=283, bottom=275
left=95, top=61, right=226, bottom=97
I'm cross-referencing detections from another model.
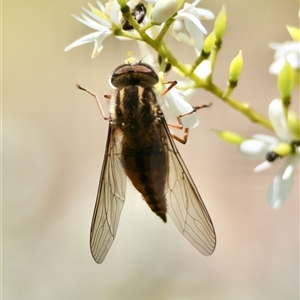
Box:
left=154, top=18, right=175, bottom=44
left=210, top=41, right=222, bottom=70
left=207, top=82, right=274, bottom=130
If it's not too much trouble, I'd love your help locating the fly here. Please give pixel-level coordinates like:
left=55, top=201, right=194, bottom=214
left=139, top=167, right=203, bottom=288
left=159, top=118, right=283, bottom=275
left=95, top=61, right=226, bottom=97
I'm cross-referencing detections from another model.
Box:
left=77, top=62, right=216, bottom=263
left=122, top=3, right=147, bottom=30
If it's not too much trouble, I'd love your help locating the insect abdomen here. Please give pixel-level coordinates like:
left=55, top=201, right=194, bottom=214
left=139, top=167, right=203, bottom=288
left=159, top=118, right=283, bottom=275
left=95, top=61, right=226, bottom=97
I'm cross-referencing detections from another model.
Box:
left=122, top=142, right=168, bottom=222
left=114, top=83, right=168, bottom=222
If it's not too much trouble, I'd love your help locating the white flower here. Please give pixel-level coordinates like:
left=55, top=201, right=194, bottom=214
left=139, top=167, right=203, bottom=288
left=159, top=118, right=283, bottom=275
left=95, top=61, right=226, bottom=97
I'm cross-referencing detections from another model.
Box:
left=239, top=99, right=299, bottom=208
left=170, top=0, right=214, bottom=54
left=269, top=41, right=300, bottom=74
left=65, top=0, right=139, bottom=58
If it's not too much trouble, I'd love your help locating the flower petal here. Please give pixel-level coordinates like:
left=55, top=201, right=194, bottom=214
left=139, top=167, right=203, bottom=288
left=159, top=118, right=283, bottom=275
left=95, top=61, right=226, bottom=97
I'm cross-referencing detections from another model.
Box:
left=269, top=99, right=292, bottom=143
left=172, top=19, right=184, bottom=32
left=252, top=134, right=278, bottom=145
left=270, top=41, right=299, bottom=59
left=183, top=16, right=205, bottom=51
left=282, top=161, right=294, bottom=180
left=72, top=14, right=107, bottom=31
left=91, top=31, right=111, bottom=58
left=165, top=89, right=199, bottom=128
left=269, top=57, right=285, bottom=74
left=195, top=60, right=212, bottom=79
left=267, top=157, right=294, bottom=208
left=181, top=0, right=202, bottom=13
left=269, top=41, right=300, bottom=74
left=254, top=160, right=272, bottom=172
left=195, top=8, right=214, bottom=20
left=177, top=12, right=207, bottom=34
left=64, top=31, right=102, bottom=52
left=105, top=0, right=121, bottom=27
left=82, top=7, right=111, bottom=28
left=170, top=30, right=192, bottom=45
left=239, top=139, right=271, bottom=158
left=96, top=0, right=105, bottom=11
left=181, top=1, right=214, bottom=20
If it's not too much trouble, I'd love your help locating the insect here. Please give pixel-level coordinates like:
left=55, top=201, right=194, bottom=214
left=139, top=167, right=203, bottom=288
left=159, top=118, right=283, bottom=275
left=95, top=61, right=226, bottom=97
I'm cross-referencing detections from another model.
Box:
left=122, top=3, right=147, bottom=30
left=77, top=62, right=216, bottom=263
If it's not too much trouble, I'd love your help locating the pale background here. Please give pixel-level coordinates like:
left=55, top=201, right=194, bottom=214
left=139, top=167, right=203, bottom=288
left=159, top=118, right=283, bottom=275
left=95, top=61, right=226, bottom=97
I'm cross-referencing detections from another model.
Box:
left=2, top=0, right=299, bottom=299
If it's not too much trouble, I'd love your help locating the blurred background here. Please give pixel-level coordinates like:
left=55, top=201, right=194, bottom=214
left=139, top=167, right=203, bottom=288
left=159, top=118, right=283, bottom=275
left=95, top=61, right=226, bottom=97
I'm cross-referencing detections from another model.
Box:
left=3, top=0, right=299, bottom=299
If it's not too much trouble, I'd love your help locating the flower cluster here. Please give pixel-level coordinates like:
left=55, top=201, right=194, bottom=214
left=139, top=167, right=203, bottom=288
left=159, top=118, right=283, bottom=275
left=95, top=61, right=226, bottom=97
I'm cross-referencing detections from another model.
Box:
left=217, top=23, right=300, bottom=208
left=65, top=0, right=214, bottom=58
left=65, top=1, right=299, bottom=207
left=239, top=99, right=299, bottom=208
left=65, top=0, right=216, bottom=126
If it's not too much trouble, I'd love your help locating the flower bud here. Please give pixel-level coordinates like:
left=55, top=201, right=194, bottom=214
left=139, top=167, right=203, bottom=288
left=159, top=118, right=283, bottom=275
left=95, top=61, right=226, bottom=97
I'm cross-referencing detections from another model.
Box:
left=203, top=31, right=216, bottom=54
left=286, top=25, right=300, bottom=41
left=287, top=112, right=300, bottom=138
left=277, top=61, right=295, bottom=99
left=214, top=5, right=226, bottom=41
left=214, top=130, right=245, bottom=144
left=229, top=50, right=243, bottom=82
left=151, top=0, right=178, bottom=24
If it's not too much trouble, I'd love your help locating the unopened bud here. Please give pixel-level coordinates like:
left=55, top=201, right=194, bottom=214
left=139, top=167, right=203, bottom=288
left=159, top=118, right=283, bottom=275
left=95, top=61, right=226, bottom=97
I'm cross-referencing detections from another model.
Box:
left=287, top=112, right=300, bottom=137
left=214, top=130, right=245, bottom=144
left=151, top=0, right=178, bottom=24
left=229, top=50, right=243, bottom=82
left=286, top=26, right=300, bottom=41
left=278, top=61, right=295, bottom=100
left=203, top=31, right=216, bottom=55
left=214, top=5, right=226, bottom=42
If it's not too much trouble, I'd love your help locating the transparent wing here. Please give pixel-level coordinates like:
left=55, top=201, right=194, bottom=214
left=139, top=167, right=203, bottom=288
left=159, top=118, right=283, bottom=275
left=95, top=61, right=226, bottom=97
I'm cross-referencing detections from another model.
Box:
left=90, top=124, right=126, bottom=263
left=161, top=117, right=216, bottom=255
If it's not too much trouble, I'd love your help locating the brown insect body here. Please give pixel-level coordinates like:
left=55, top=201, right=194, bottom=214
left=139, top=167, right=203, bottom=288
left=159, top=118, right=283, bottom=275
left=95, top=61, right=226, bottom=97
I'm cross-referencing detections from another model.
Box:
left=79, top=62, right=216, bottom=263
left=112, top=66, right=168, bottom=222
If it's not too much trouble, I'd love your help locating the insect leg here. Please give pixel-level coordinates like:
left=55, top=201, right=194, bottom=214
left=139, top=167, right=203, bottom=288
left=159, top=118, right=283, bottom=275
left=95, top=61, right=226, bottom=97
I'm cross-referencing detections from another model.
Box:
left=178, top=103, right=212, bottom=118
left=76, top=84, right=109, bottom=120
left=168, top=103, right=212, bottom=144
left=161, top=80, right=177, bottom=96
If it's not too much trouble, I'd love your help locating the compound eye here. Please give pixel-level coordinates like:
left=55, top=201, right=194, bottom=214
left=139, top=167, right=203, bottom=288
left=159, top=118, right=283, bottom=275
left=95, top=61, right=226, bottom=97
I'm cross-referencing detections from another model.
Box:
left=111, top=63, right=158, bottom=88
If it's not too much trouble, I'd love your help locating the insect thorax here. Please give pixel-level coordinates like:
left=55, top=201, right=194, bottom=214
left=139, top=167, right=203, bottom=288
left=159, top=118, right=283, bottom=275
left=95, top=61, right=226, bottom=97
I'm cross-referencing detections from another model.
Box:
left=114, top=84, right=160, bottom=140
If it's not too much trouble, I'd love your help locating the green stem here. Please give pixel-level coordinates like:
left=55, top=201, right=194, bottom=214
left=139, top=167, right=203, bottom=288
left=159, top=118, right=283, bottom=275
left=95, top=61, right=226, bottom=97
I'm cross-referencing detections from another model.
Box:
left=207, top=82, right=274, bottom=130
left=189, top=52, right=208, bottom=75
left=140, top=22, right=155, bottom=33
left=114, top=29, right=143, bottom=41
left=210, top=41, right=222, bottom=70
left=154, top=17, right=175, bottom=44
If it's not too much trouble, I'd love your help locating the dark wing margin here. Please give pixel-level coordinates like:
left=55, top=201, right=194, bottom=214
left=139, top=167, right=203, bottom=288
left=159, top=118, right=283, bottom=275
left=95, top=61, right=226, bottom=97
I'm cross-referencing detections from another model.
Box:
left=161, top=116, right=216, bottom=256
left=90, top=124, right=126, bottom=263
